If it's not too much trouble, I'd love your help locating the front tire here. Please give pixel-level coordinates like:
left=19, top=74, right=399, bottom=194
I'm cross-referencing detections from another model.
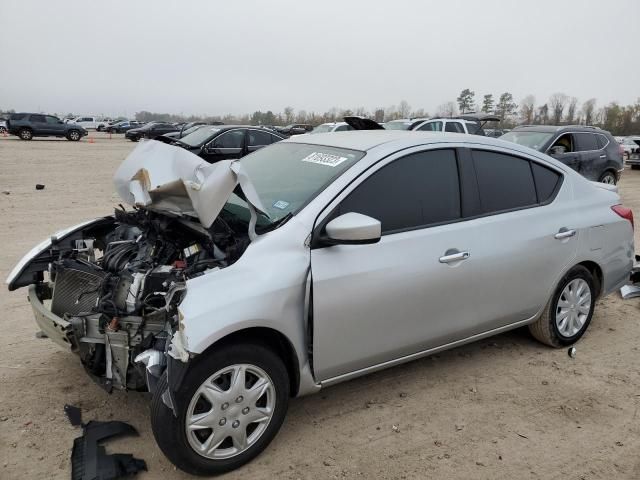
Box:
left=151, top=343, right=290, bottom=476
left=529, top=265, right=596, bottom=347
left=67, top=130, right=81, bottom=141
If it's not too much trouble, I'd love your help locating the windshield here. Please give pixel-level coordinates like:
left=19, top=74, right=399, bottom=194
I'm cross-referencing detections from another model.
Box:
left=225, top=142, right=365, bottom=224
left=179, top=126, right=221, bottom=147
left=181, top=125, right=206, bottom=136
left=500, top=131, right=554, bottom=150
left=383, top=121, right=410, bottom=130
left=311, top=124, right=334, bottom=134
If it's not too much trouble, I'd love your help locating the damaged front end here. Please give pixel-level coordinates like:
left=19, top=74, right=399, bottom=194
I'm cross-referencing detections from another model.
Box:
left=7, top=141, right=267, bottom=393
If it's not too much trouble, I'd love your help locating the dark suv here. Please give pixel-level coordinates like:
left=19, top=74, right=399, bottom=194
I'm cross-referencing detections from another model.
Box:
left=6, top=113, right=88, bottom=141
left=500, top=126, right=623, bottom=184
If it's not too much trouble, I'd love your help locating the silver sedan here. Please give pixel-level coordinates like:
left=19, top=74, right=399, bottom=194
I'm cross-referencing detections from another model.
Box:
left=7, top=131, right=634, bottom=474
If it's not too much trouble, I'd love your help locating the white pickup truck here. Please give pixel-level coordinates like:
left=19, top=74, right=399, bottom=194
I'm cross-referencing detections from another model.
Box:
left=67, top=116, right=113, bottom=130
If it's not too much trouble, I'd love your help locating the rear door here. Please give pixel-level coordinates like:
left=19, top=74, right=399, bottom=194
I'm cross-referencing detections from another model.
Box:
left=574, top=132, right=603, bottom=181
left=461, top=149, right=577, bottom=332
left=29, top=114, right=47, bottom=134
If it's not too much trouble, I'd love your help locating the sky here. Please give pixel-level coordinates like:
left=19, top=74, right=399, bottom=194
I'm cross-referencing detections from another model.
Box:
left=1, top=0, right=638, bottom=118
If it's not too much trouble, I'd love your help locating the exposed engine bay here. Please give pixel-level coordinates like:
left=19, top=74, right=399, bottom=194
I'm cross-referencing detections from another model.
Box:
left=26, top=207, right=250, bottom=392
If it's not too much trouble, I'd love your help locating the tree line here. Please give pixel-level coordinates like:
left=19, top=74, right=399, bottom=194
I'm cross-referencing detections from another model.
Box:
left=133, top=91, right=640, bottom=136
left=3, top=92, right=639, bottom=135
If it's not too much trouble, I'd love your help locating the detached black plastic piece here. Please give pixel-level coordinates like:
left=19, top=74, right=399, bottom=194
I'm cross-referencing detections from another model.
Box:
left=64, top=404, right=83, bottom=427
left=70, top=420, right=147, bottom=479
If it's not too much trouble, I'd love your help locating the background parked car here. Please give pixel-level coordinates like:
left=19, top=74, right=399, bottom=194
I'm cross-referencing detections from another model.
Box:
left=623, top=138, right=640, bottom=169
left=274, top=123, right=313, bottom=135
left=0, top=117, right=7, bottom=133
left=96, top=118, right=119, bottom=131
left=106, top=120, right=142, bottom=133
left=500, top=126, right=623, bottom=184
left=174, top=125, right=285, bottom=162
left=382, top=119, right=418, bottom=130
left=125, top=121, right=179, bottom=141
left=618, top=136, right=640, bottom=160
left=6, top=113, right=88, bottom=141
left=155, top=123, right=212, bottom=143
left=68, top=116, right=103, bottom=130
left=311, top=122, right=354, bottom=133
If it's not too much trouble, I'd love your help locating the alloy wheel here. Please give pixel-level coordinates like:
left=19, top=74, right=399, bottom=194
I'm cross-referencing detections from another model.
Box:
left=555, top=278, right=591, bottom=337
left=185, top=364, right=275, bottom=460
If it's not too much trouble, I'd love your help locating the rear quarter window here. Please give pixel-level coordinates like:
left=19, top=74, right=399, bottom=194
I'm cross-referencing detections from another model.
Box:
left=596, top=134, right=610, bottom=149
left=9, top=113, right=27, bottom=120
left=531, top=162, right=562, bottom=203
left=472, top=150, right=537, bottom=214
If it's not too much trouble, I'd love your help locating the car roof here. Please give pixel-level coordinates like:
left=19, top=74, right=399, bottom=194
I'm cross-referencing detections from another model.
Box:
left=513, top=125, right=610, bottom=134
left=284, top=130, right=539, bottom=154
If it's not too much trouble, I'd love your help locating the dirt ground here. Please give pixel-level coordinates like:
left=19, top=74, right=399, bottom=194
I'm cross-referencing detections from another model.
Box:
left=0, top=132, right=639, bottom=480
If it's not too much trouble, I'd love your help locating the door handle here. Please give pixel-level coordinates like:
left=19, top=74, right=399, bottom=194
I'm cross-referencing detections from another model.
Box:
left=439, top=250, right=470, bottom=264
left=554, top=229, right=576, bottom=240
left=599, top=154, right=606, bottom=159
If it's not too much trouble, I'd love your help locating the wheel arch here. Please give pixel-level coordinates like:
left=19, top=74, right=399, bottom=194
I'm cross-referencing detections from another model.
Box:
left=576, top=260, right=603, bottom=298
left=194, top=326, right=300, bottom=397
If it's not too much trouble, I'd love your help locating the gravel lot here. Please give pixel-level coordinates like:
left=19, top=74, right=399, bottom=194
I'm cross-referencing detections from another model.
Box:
left=1, top=133, right=639, bottom=479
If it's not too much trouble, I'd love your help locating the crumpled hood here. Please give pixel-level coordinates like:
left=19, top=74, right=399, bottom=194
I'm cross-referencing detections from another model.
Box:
left=114, top=140, right=267, bottom=228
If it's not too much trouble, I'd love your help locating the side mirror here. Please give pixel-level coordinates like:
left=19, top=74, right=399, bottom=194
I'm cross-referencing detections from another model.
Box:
left=324, top=212, right=381, bottom=245
left=550, top=145, right=567, bottom=155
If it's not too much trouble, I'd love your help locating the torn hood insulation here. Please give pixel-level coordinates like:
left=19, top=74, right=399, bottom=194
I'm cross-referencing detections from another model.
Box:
left=114, top=140, right=267, bottom=228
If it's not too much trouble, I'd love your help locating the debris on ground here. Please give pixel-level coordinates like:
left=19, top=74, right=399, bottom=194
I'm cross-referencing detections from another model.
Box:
left=568, top=347, right=577, bottom=358
left=2, top=190, right=9, bottom=195
left=65, top=405, right=147, bottom=480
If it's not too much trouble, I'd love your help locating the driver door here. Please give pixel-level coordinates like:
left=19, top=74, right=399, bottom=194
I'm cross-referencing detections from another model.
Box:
left=45, top=115, right=66, bottom=135
left=548, top=133, right=580, bottom=172
left=202, top=129, right=246, bottom=163
left=311, top=148, right=477, bottom=381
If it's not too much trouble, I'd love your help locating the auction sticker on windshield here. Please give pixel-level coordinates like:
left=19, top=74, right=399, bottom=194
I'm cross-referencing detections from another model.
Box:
left=302, top=152, right=349, bottom=167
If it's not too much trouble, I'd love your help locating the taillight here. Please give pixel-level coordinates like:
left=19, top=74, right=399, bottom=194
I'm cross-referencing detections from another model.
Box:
left=612, top=204, right=634, bottom=230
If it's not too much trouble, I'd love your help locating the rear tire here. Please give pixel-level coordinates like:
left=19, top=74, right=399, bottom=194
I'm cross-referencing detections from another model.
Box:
left=18, top=128, right=33, bottom=140
left=598, top=171, right=616, bottom=185
left=529, top=265, right=596, bottom=347
left=151, top=343, right=290, bottom=476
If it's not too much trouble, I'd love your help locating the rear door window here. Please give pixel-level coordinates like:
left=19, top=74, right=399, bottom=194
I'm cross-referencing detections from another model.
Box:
left=247, top=129, right=273, bottom=147
left=417, top=121, right=443, bottom=132
left=445, top=122, right=465, bottom=133
left=30, top=114, right=45, bottom=123
left=471, top=150, right=537, bottom=214
left=337, top=149, right=461, bottom=233
left=574, top=133, right=599, bottom=151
